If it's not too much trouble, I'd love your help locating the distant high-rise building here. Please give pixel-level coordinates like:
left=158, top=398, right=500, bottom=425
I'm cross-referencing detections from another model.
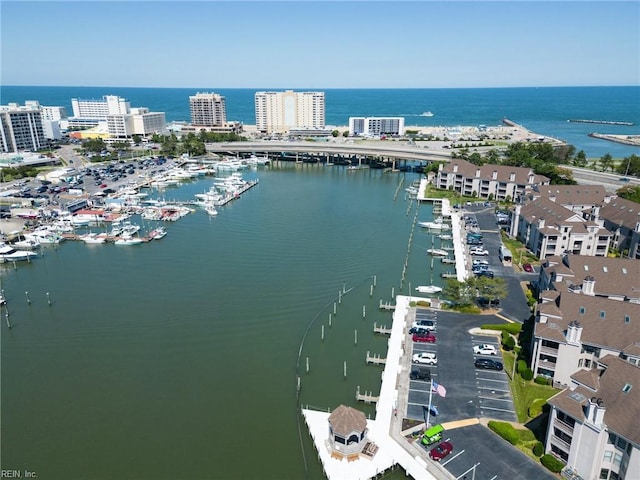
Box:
left=0, top=103, right=46, bottom=153
left=189, top=92, right=227, bottom=127
left=71, top=95, right=131, bottom=119
left=349, top=117, right=405, bottom=137
left=254, top=90, right=325, bottom=134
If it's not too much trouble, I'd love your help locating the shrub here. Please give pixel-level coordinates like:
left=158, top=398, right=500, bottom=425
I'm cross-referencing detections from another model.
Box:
left=532, top=441, right=544, bottom=457
left=540, top=454, right=564, bottom=473
left=535, top=375, right=550, bottom=385
left=488, top=421, right=519, bottom=445
left=503, top=336, right=515, bottom=351
left=528, top=398, right=547, bottom=417
left=521, top=368, right=534, bottom=381
left=517, top=359, right=527, bottom=375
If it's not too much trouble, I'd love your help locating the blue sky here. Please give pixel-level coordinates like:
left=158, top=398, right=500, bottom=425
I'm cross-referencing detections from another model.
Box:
left=2, top=1, right=639, bottom=88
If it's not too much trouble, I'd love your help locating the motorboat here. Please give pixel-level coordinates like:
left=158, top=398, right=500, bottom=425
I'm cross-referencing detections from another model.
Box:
left=415, top=285, right=442, bottom=294
left=426, top=248, right=449, bottom=256
left=149, top=227, right=167, bottom=240
left=24, top=228, right=65, bottom=244
left=0, top=243, right=39, bottom=261
left=80, top=233, right=107, bottom=244
left=12, top=237, right=41, bottom=250
left=421, top=111, right=434, bottom=117
left=205, top=204, right=218, bottom=216
left=114, top=234, right=143, bottom=246
left=419, top=217, right=450, bottom=230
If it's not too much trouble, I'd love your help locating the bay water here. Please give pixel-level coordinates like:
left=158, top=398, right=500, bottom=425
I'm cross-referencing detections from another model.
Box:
left=1, top=165, right=443, bottom=479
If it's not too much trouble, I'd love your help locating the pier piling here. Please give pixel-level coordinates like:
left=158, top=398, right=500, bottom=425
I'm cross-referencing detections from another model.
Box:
left=25, top=291, right=30, bottom=304
left=46, top=292, right=51, bottom=306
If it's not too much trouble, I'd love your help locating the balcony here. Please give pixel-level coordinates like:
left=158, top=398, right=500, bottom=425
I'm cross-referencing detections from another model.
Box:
left=540, top=346, right=559, bottom=356
left=551, top=434, right=572, bottom=451
left=553, top=418, right=575, bottom=435
left=538, top=358, right=556, bottom=371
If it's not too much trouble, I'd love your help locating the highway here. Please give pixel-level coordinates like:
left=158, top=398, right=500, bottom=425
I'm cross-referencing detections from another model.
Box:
left=564, top=166, right=640, bottom=192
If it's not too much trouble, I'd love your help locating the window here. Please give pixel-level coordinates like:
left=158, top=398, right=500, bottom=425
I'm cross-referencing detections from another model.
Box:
left=613, top=452, right=622, bottom=467
left=604, top=451, right=613, bottom=462
left=600, top=469, right=609, bottom=479
left=580, top=307, right=586, bottom=315
left=600, top=311, right=606, bottom=319
left=624, top=315, right=630, bottom=324
left=616, top=437, right=627, bottom=450
left=622, top=383, right=632, bottom=393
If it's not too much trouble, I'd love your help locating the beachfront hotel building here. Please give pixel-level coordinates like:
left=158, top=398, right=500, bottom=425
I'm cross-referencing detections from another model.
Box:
left=435, top=159, right=549, bottom=202
left=106, top=108, right=167, bottom=140
left=254, top=90, right=325, bottom=134
left=68, top=95, right=131, bottom=129
left=189, top=92, right=227, bottom=127
left=348, top=117, right=405, bottom=137
left=0, top=103, right=46, bottom=153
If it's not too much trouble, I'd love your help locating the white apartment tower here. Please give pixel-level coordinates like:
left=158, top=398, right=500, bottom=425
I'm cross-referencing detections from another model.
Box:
left=189, top=92, right=227, bottom=127
left=0, top=103, right=46, bottom=153
left=255, top=90, right=325, bottom=134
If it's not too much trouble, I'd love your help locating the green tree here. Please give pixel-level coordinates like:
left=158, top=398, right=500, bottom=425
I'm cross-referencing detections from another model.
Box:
left=331, top=130, right=339, bottom=138
left=474, top=276, right=508, bottom=307
left=598, top=153, right=613, bottom=172
left=132, top=134, right=142, bottom=145
left=616, top=185, right=640, bottom=203
left=83, top=138, right=106, bottom=153
left=572, top=150, right=587, bottom=167
left=616, top=154, right=640, bottom=177
left=442, top=278, right=475, bottom=307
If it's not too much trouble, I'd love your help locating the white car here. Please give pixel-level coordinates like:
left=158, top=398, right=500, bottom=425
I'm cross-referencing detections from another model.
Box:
left=473, top=259, right=489, bottom=266
left=411, top=320, right=435, bottom=331
left=470, top=248, right=489, bottom=256
left=412, top=352, right=438, bottom=365
left=473, top=344, right=497, bottom=355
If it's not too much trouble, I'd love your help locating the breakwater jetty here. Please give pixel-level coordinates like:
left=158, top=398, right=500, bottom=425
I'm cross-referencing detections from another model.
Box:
left=569, top=119, right=634, bottom=126
left=587, top=132, right=640, bottom=147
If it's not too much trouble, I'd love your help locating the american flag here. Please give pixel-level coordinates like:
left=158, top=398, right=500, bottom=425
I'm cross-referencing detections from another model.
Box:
left=432, top=381, right=447, bottom=398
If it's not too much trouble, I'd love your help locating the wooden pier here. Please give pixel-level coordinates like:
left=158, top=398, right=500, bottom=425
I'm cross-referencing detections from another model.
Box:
left=356, top=385, right=379, bottom=404
left=373, top=323, right=392, bottom=335
left=379, top=299, right=395, bottom=310
left=441, top=258, right=456, bottom=264
left=366, top=351, right=387, bottom=365
left=441, top=272, right=457, bottom=278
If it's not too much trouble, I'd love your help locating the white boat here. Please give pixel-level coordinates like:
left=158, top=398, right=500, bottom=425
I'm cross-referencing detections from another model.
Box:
left=80, top=233, right=107, bottom=244
left=205, top=204, right=218, bottom=216
left=149, top=227, right=167, bottom=240
left=12, top=237, right=41, bottom=250
left=24, top=228, right=65, bottom=244
left=0, top=244, right=39, bottom=261
left=114, top=234, right=143, bottom=246
left=419, top=217, right=450, bottom=230
left=426, top=248, right=448, bottom=256
left=415, top=285, right=443, bottom=294
left=421, top=111, right=434, bottom=117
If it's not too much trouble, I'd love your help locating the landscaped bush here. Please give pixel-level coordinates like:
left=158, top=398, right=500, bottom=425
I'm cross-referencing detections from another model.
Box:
left=533, top=441, right=544, bottom=457
left=540, top=453, right=565, bottom=473
left=517, top=359, right=527, bottom=375
left=528, top=398, right=547, bottom=417
left=488, top=421, right=519, bottom=445
left=522, top=368, right=534, bottom=381
left=481, top=323, right=522, bottom=335
left=503, top=336, right=516, bottom=351
left=535, top=375, right=550, bottom=385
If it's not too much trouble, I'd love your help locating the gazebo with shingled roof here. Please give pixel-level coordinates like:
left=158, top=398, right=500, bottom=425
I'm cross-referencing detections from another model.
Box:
left=327, top=404, right=368, bottom=456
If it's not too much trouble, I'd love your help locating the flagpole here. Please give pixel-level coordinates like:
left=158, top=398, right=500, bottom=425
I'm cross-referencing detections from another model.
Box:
left=426, top=378, right=433, bottom=427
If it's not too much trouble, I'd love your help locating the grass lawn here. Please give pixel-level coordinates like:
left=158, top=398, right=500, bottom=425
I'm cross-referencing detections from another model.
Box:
left=421, top=183, right=479, bottom=203
left=500, top=231, right=539, bottom=265
left=503, top=352, right=559, bottom=423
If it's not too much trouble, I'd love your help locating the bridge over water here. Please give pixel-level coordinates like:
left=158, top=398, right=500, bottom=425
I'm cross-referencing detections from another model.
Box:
left=205, top=141, right=453, bottom=167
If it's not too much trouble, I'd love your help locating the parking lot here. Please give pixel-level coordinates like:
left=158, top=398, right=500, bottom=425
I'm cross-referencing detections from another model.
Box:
left=404, top=309, right=556, bottom=479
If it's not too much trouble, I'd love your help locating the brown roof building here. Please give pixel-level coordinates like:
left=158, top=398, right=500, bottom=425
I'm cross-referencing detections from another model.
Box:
left=599, top=197, right=640, bottom=259
left=545, top=355, right=640, bottom=479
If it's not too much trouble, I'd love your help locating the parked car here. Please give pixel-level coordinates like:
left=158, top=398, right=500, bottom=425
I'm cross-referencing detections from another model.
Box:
left=412, top=333, right=437, bottom=343
left=472, top=259, right=489, bottom=266
left=428, top=405, right=440, bottom=417
left=411, top=320, right=435, bottom=331
left=474, top=358, right=503, bottom=371
left=475, top=270, right=494, bottom=278
left=410, top=365, right=431, bottom=381
left=473, top=344, right=497, bottom=355
left=429, top=441, right=453, bottom=461
left=412, top=352, right=438, bottom=365
left=470, top=247, right=489, bottom=256
left=523, top=263, right=534, bottom=273
left=409, top=327, right=432, bottom=336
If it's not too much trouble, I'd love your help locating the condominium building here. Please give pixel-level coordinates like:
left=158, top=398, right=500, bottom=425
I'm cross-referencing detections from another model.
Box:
left=599, top=197, right=640, bottom=259
left=532, top=254, right=640, bottom=387
left=435, top=159, right=549, bottom=202
left=511, top=197, right=612, bottom=259
left=0, top=103, right=46, bottom=153
left=189, top=92, right=227, bottom=127
left=254, top=90, right=325, bottom=134
left=545, top=355, right=639, bottom=480
left=349, top=117, right=405, bottom=137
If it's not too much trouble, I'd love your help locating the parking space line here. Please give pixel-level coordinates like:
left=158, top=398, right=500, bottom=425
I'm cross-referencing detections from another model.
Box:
left=478, top=377, right=509, bottom=383
left=441, top=449, right=465, bottom=466
left=478, top=395, right=513, bottom=403
left=479, top=405, right=515, bottom=413
left=477, top=386, right=510, bottom=393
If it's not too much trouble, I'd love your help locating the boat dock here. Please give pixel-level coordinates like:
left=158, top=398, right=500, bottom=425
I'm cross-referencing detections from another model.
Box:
left=302, top=296, right=441, bottom=480
left=366, top=351, right=387, bottom=365
left=373, top=323, right=392, bottom=335
left=379, top=299, right=395, bottom=310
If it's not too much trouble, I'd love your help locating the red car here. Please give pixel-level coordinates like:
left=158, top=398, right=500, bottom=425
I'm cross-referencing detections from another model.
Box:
left=99, top=183, right=107, bottom=188
left=429, top=441, right=453, bottom=461
left=523, top=263, right=534, bottom=273
left=412, top=333, right=436, bottom=343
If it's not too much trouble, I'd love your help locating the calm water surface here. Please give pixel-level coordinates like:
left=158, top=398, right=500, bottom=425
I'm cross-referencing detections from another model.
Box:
left=1, top=164, right=441, bottom=479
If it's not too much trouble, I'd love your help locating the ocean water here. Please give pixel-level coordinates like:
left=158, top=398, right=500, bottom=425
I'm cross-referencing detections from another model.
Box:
left=1, top=85, right=639, bottom=158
